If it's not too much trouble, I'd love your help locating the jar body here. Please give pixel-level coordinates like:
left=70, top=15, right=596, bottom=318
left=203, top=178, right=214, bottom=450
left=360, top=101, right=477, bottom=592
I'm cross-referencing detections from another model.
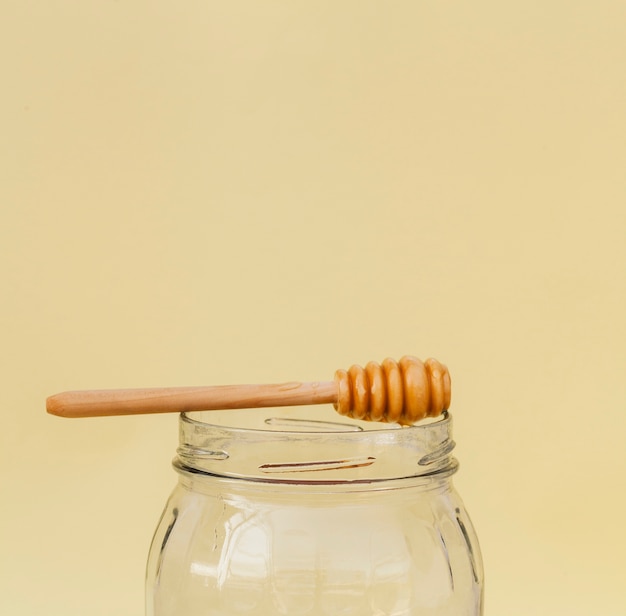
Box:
left=146, top=409, right=483, bottom=616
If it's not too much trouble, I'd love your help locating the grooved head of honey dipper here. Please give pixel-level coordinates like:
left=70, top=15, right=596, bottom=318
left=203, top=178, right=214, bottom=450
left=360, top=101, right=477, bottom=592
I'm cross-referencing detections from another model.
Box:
left=334, top=356, right=451, bottom=425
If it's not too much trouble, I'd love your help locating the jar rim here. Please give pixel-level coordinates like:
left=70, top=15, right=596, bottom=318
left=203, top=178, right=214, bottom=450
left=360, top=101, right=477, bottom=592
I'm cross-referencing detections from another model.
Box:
left=175, top=407, right=456, bottom=484
left=180, top=408, right=451, bottom=435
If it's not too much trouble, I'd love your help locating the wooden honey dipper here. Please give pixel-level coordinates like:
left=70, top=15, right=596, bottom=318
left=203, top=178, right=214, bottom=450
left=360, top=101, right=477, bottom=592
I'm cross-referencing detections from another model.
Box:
left=46, top=356, right=451, bottom=425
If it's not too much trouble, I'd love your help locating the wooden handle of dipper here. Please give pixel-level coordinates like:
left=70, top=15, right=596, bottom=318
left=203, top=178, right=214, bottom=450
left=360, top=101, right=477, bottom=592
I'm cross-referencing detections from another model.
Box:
left=46, top=356, right=451, bottom=425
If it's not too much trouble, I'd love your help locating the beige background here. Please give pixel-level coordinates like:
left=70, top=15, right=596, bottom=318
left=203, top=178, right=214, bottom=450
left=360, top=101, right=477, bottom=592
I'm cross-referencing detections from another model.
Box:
left=1, top=2, right=625, bottom=614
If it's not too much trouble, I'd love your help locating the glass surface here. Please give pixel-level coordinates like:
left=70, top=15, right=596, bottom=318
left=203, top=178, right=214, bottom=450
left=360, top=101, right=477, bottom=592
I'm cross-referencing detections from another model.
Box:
left=146, top=407, right=483, bottom=615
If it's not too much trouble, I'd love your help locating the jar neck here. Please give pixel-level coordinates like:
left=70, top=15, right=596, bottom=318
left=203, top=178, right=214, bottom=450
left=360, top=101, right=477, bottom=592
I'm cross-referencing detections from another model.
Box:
left=174, top=407, right=458, bottom=487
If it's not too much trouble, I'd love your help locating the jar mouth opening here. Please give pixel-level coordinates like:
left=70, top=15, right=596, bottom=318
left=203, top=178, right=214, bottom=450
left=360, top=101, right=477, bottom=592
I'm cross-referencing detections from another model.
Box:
left=176, top=407, right=455, bottom=484
left=181, top=407, right=450, bottom=436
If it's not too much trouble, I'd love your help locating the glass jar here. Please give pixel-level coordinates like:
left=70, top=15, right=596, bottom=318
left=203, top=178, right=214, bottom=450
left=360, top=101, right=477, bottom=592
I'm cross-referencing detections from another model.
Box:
left=146, top=406, right=483, bottom=615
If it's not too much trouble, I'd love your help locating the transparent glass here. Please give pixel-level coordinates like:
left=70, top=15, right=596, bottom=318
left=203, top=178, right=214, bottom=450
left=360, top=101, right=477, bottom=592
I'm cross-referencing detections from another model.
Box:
left=146, top=407, right=483, bottom=616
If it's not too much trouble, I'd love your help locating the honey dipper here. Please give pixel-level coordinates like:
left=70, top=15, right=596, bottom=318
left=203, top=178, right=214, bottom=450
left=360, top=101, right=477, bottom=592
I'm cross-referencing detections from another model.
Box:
left=46, top=356, right=451, bottom=425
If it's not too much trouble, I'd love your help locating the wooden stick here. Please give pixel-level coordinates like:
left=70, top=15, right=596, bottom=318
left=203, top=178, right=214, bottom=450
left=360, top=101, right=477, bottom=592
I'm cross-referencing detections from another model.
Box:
left=46, top=356, right=451, bottom=424
left=46, top=382, right=338, bottom=418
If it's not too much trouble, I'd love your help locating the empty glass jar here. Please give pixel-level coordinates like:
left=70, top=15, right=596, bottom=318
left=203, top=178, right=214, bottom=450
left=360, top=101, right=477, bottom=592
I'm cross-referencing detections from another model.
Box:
left=146, top=407, right=483, bottom=615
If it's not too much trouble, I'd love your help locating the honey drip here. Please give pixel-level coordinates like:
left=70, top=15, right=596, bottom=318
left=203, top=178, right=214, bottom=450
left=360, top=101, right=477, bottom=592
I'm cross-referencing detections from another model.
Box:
left=333, top=356, right=451, bottom=425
